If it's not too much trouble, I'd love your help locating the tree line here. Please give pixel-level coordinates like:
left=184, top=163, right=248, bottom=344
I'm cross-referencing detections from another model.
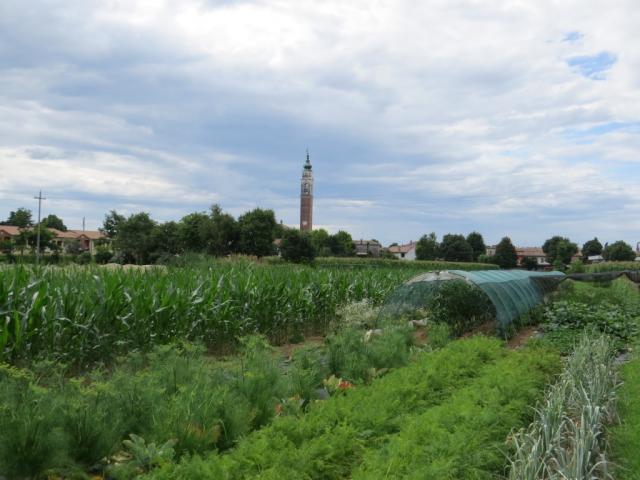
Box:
left=413, top=232, right=637, bottom=270
left=101, top=206, right=358, bottom=264
left=1, top=206, right=637, bottom=266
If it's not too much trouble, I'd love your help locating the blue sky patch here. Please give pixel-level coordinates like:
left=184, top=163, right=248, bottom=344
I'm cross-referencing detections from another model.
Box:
left=567, top=51, right=617, bottom=80
left=563, top=31, right=583, bottom=42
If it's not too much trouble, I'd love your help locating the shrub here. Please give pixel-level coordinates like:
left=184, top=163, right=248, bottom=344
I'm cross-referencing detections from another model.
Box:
left=429, top=280, right=495, bottom=336
left=95, top=247, right=113, bottom=264
left=75, top=251, right=93, bottom=265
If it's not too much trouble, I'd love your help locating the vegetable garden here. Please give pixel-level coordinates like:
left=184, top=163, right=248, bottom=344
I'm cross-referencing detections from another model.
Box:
left=0, top=259, right=639, bottom=479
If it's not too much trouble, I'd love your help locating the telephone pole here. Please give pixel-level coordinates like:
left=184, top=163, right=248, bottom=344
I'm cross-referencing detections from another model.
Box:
left=34, top=190, right=46, bottom=265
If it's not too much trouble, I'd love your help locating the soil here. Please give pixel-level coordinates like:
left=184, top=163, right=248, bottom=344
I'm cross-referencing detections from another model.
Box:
left=461, top=320, right=497, bottom=338
left=507, top=325, right=539, bottom=349
left=278, top=335, right=325, bottom=359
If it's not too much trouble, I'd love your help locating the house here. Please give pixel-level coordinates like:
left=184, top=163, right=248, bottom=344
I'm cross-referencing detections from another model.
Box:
left=0, top=225, right=105, bottom=255
left=354, top=239, right=382, bottom=257
left=515, top=247, right=550, bottom=268
left=0, top=226, right=21, bottom=243
left=388, top=241, right=417, bottom=260
left=587, top=255, right=604, bottom=264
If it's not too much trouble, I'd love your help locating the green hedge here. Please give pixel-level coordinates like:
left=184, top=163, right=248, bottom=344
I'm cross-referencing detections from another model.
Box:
left=265, top=256, right=498, bottom=271
left=586, top=261, right=640, bottom=272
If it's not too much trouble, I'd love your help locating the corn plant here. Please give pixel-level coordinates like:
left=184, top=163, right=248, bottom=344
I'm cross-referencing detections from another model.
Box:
left=0, top=262, right=414, bottom=366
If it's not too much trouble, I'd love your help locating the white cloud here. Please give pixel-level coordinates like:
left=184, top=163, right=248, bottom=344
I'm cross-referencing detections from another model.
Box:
left=0, top=0, right=639, bottom=244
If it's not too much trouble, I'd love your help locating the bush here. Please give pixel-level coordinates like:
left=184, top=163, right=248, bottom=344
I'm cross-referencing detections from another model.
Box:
left=75, top=251, right=93, bottom=265
left=429, top=280, right=495, bottom=336
left=95, top=247, right=113, bottom=264
left=280, top=229, right=316, bottom=264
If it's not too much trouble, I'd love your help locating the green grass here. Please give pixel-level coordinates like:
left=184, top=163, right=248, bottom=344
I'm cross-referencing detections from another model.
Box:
left=611, top=356, right=640, bottom=479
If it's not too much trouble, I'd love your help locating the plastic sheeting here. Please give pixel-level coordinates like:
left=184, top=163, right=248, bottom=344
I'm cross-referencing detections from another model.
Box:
left=448, top=270, right=565, bottom=329
left=381, top=269, right=566, bottom=331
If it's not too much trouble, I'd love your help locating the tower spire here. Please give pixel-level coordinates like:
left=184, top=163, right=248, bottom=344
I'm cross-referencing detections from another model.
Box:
left=300, top=149, right=314, bottom=231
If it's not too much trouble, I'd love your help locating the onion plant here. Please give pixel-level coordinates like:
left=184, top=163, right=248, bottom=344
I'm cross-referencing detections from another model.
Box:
left=508, top=332, right=619, bottom=480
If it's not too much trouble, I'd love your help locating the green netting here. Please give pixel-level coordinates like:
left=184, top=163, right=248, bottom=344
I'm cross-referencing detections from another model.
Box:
left=380, top=269, right=566, bottom=330
left=567, top=271, right=640, bottom=284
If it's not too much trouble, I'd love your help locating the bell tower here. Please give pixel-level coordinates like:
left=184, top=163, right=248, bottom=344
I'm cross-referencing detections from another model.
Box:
left=300, top=150, right=313, bottom=231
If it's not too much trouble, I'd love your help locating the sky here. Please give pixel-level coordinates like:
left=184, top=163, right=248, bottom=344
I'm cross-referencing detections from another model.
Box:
left=1, top=0, right=639, bottom=248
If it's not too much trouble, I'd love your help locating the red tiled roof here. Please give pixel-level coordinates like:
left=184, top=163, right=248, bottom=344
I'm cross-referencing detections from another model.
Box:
left=516, top=247, right=545, bottom=257
left=0, top=226, right=105, bottom=240
left=68, top=230, right=105, bottom=240
left=388, top=242, right=416, bottom=254
left=0, top=225, right=23, bottom=236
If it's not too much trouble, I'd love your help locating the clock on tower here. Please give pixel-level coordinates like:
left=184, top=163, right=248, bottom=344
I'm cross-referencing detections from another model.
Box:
left=300, top=151, right=313, bottom=231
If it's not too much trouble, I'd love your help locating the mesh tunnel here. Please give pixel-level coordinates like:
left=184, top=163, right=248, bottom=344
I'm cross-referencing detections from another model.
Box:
left=381, top=269, right=566, bottom=330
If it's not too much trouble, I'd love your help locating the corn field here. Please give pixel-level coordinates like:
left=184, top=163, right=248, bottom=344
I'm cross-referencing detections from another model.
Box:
left=0, top=262, right=416, bottom=366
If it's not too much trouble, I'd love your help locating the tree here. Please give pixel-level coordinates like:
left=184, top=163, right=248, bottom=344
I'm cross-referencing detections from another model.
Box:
left=201, top=205, right=239, bottom=256
left=327, top=231, right=355, bottom=257
left=2, top=208, right=33, bottom=227
left=542, top=236, right=578, bottom=265
left=150, top=221, right=182, bottom=258
left=466, top=231, right=486, bottom=262
left=309, top=229, right=331, bottom=257
left=42, top=214, right=67, bottom=231
left=237, top=208, right=278, bottom=257
left=493, top=237, right=517, bottom=268
left=522, top=256, right=538, bottom=271
left=17, top=226, right=56, bottom=255
left=415, top=233, right=439, bottom=260
left=280, top=229, right=316, bottom=263
left=179, top=212, right=211, bottom=252
left=439, top=234, right=473, bottom=262
left=603, top=240, right=636, bottom=261
left=101, top=210, right=125, bottom=239
left=582, top=237, right=603, bottom=259
left=0, top=239, right=13, bottom=255
left=114, top=213, right=156, bottom=264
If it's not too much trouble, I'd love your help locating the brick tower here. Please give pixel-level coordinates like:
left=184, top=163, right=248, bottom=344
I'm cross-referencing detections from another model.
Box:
left=300, top=151, right=313, bottom=231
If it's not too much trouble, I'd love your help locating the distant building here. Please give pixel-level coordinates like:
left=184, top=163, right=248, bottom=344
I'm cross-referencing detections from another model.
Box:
left=300, top=151, right=313, bottom=231
left=587, top=255, right=604, bottom=264
left=515, top=247, right=550, bottom=268
left=388, top=241, right=417, bottom=260
left=354, top=239, right=381, bottom=257
left=0, top=225, right=105, bottom=254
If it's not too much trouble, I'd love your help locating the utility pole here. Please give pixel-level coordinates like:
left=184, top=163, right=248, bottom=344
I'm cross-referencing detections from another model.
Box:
left=34, top=190, right=46, bottom=265
left=82, top=216, right=86, bottom=232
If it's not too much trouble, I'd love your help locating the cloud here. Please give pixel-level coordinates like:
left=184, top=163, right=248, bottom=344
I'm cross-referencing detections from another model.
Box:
left=0, top=0, right=639, bottom=246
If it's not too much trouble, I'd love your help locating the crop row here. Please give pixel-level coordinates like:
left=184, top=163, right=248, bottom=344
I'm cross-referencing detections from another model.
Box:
left=265, top=256, right=499, bottom=270
left=611, top=354, right=640, bottom=479
left=145, top=337, right=559, bottom=479
left=0, top=262, right=420, bottom=366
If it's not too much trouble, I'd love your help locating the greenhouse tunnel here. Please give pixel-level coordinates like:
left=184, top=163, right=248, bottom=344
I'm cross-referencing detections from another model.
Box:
left=381, top=269, right=566, bottom=331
